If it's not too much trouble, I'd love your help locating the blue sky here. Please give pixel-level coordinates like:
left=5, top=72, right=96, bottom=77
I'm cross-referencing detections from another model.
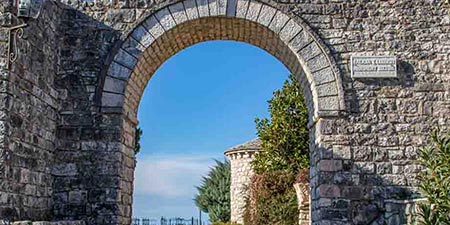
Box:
left=133, top=40, right=289, bottom=219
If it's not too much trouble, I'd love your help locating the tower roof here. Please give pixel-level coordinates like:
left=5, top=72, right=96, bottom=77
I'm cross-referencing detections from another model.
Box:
left=224, top=138, right=262, bottom=155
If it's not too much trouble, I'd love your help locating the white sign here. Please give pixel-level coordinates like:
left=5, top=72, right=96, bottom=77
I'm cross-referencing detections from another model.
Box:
left=351, top=56, right=397, bottom=78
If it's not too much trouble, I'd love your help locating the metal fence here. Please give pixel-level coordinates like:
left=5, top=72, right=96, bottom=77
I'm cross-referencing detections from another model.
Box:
left=132, top=217, right=206, bottom=225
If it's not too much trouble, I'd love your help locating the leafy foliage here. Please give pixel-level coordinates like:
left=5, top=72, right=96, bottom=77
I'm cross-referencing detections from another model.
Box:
left=252, top=75, right=309, bottom=174
left=417, top=130, right=450, bottom=225
left=243, top=170, right=298, bottom=225
left=195, top=160, right=231, bottom=223
left=244, top=75, right=310, bottom=225
left=134, top=127, right=143, bottom=155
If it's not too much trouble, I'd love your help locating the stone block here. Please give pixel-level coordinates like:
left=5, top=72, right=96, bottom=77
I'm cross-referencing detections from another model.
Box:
left=184, top=0, right=199, bottom=19
left=307, top=53, right=329, bottom=73
left=333, top=172, right=354, bottom=185
left=235, top=0, right=249, bottom=18
left=197, top=0, right=210, bottom=17
left=342, top=186, right=373, bottom=200
left=169, top=3, right=188, bottom=24
left=155, top=8, right=177, bottom=30
left=268, top=11, right=289, bottom=34
left=279, top=19, right=302, bottom=43
left=289, top=29, right=313, bottom=52
left=246, top=1, right=262, bottom=22
left=225, top=0, right=237, bottom=16
left=318, top=198, right=332, bottom=207
left=131, top=26, right=154, bottom=48
left=388, top=149, right=405, bottom=160
left=332, top=18, right=347, bottom=29
left=317, top=95, right=340, bottom=111
left=68, top=190, right=86, bottom=205
left=12, top=221, right=32, bottom=225
left=103, top=76, right=126, bottom=94
left=382, top=174, right=407, bottom=186
left=318, top=184, right=340, bottom=198
left=217, top=0, right=227, bottom=15
left=208, top=0, right=218, bottom=16
left=114, top=49, right=137, bottom=69
left=299, top=41, right=321, bottom=61
left=143, top=16, right=165, bottom=39
left=376, top=162, right=392, bottom=175
left=353, top=162, right=375, bottom=174
left=373, top=148, right=388, bottom=161
left=316, top=82, right=338, bottom=97
left=32, top=222, right=51, bottom=225
left=319, top=160, right=342, bottom=172
left=52, top=163, right=77, bottom=176
left=332, top=145, right=351, bottom=160
left=108, top=62, right=132, bottom=80
left=257, top=5, right=276, bottom=27
left=101, top=92, right=125, bottom=108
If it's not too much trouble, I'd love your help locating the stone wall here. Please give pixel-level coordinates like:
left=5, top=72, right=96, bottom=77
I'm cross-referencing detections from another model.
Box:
left=0, top=0, right=448, bottom=224
left=0, top=0, right=122, bottom=222
left=0, top=0, right=66, bottom=220
left=12, top=220, right=84, bottom=225
left=0, top=0, right=11, bottom=218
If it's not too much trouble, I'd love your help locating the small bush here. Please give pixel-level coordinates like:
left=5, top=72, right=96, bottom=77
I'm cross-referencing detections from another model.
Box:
left=417, top=130, right=450, bottom=225
left=243, top=170, right=298, bottom=225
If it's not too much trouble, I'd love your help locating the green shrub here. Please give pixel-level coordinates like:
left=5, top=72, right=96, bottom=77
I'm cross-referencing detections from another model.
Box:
left=134, top=127, right=143, bottom=154
left=194, top=160, right=231, bottom=223
left=244, top=75, right=309, bottom=225
left=417, top=130, right=450, bottom=225
left=243, top=170, right=298, bottom=225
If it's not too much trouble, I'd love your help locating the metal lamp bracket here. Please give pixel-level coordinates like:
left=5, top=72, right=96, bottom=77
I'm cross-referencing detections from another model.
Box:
left=6, top=23, right=28, bottom=70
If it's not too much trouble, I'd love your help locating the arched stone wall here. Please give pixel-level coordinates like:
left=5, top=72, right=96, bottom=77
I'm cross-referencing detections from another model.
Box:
left=99, top=0, right=346, bottom=121
left=1, top=0, right=450, bottom=225
left=96, top=2, right=346, bottom=224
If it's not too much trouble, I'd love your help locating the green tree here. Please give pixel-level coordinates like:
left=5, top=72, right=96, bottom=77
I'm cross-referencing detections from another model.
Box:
left=134, top=127, right=143, bottom=154
left=244, top=75, right=310, bottom=225
left=252, top=75, right=309, bottom=174
left=417, top=130, right=450, bottom=225
left=195, top=159, right=231, bottom=223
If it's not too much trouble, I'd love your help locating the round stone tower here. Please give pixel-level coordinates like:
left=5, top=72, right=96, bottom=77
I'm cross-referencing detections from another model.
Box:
left=224, top=139, right=262, bottom=224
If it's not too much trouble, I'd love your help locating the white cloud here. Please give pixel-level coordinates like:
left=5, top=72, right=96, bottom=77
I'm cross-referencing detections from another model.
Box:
left=133, top=153, right=224, bottom=198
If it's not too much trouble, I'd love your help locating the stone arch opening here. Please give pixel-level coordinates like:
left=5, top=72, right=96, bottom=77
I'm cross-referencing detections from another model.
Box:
left=98, top=0, right=346, bottom=223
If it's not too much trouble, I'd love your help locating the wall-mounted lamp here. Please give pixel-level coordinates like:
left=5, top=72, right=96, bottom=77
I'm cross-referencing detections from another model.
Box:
left=17, top=0, right=45, bottom=19
left=6, top=0, right=45, bottom=69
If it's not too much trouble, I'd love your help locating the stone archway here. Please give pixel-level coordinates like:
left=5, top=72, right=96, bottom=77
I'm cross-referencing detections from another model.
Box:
left=0, top=0, right=447, bottom=224
left=100, top=0, right=345, bottom=118
left=97, top=0, right=345, bottom=224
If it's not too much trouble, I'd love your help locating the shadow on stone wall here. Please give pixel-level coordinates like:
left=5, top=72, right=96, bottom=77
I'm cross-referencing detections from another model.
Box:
left=52, top=4, right=123, bottom=223
left=315, top=145, right=424, bottom=225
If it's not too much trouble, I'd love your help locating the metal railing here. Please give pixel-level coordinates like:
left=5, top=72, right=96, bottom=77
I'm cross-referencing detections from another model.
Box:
left=132, top=217, right=206, bottom=225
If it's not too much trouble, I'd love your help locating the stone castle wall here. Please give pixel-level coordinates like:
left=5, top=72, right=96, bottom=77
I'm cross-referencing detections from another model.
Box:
left=0, top=0, right=66, bottom=220
left=0, top=0, right=122, bottom=222
left=0, top=0, right=448, bottom=224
